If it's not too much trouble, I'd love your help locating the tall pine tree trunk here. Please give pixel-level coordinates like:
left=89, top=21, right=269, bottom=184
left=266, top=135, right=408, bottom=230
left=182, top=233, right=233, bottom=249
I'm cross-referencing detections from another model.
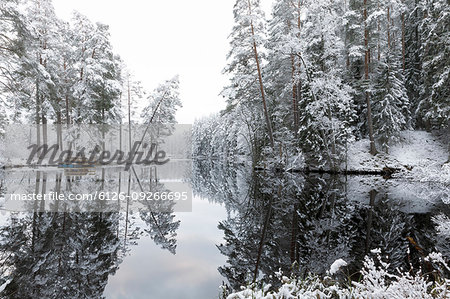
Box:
left=247, top=0, right=274, bottom=148
left=42, top=112, right=47, bottom=145
left=387, top=6, right=391, bottom=48
left=128, top=77, right=132, bottom=152
left=291, top=54, right=299, bottom=137
left=377, top=0, right=381, bottom=61
left=401, top=3, right=405, bottom=70
left=364, top=0, right=377, bottom=155
left=35, top=80, right=41, bottom=147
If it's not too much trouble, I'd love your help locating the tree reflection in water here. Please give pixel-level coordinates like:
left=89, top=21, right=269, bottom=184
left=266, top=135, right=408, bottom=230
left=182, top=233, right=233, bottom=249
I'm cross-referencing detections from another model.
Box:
left=192, top=160, right=450, bottom=292
left=0, top=167, right=179, bottom=298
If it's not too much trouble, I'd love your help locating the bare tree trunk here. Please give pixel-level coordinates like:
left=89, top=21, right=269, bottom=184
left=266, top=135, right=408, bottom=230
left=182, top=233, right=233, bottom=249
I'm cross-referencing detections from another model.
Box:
left=377, top=0, right=381, bottom=61
left=31, top=171, right=41, bottom=253
left=40, top=172, right=47, bottom=212
left=128, top=77, right=132, bottom=152
left=364, top=0, right=377, bottom=155
left=56, top=110, right=63, bottom=151
left=124, top=168, right=131, bottom=247
left=42, top=112, right=47, bottom=145
left=387, top=6, right=391, bottom=49
left=291, top=55, right=300, bottom=137
left=247, top=0, right=274, bottom=148
left=401, top=4, right=405, bottom=70
left=65, top=95, right=70, bottom=126
left=365, top=189, right=377, bottom=253
left=35, top=80, right=41, bottom=147
left=253, top=196, right=273, bottom=282
left=289, top=204, right=299, bottom=264
left=290, top=3, right=302, bottom=138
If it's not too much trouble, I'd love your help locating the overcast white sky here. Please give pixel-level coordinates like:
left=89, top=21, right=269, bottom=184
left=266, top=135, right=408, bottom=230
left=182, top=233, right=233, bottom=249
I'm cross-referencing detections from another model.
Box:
left=52, top=0, right=272, bottom=124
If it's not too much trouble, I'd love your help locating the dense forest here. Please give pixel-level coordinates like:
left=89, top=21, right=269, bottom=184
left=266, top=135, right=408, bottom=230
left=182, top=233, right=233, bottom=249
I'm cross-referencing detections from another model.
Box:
left=193, top=0, right=449, bottom=169
left=0, top=0, right=181, bottom=143
left=1, top=0, right=448, bottom=168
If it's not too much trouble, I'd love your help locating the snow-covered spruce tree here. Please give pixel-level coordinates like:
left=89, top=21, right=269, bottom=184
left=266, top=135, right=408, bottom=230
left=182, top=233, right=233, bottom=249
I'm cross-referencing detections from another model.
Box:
left=373, top=50, right=409, bottom=153
left=343, top=0, right=366, bottom=139
left=416, top=0, right=449, bottom=129
left=296, top=0, right=356, bottom=170
left=371, top=0, right=411, bottom=153
left=404, top=0, right=424, bottom=127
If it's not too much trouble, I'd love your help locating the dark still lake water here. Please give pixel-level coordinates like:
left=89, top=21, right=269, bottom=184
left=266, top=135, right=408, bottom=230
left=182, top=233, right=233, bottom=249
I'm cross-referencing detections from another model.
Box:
left=0, top=160, right=448, bottom=298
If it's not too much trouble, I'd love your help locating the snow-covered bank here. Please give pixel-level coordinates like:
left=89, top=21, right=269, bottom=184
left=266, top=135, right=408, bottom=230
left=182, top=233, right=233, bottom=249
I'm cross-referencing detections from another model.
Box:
left=346, top=130, right=449, bottom=184
left=225, top=251, right=450, bottom=299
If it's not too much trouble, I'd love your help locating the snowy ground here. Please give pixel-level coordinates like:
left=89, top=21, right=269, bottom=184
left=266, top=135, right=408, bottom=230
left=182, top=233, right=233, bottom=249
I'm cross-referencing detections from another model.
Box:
left=346, top=130, right=449, bottom=184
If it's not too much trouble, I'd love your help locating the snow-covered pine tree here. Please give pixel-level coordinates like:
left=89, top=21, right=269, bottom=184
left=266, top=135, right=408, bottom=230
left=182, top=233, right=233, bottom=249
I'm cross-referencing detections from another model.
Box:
left=265, top=0, right=304, bottom=157
left=0, top=0, right=28, bottom=123
left=84, top=23, right=122, bottom=124
left=141, top=75, right=181, bottom=124
left=222, top=0, right=274, bottom=159
left=20, top=0, right=65, bottom=145
left=140, top=76, right=182, bottom=150
left=70, top=14, right=122, bottom=125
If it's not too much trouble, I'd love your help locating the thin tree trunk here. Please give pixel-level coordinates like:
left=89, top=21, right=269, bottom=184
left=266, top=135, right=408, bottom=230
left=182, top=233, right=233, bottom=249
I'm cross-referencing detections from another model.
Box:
left=42, top=112, right=47, bottom=145
left=290, top=204, right=299, bottom=264
left=377, top=0, right=381, bottom=61
left=31, top=171, right=41, bottom=253
left=35, top=80, right=41, bottom=147
left=401, top=5, right=405, bottom=70
left=364, top=0, right=377, bottom=155
left=291, top=55, right=299, bottom=137
left=365, top=189, right=377, bottom=253
left=40, top=172, right=47, bottom=212
left=65, top=95, right=70, bottom=126
left=128, top=77, right=132, bottom=152
left=290, top=3, right=302, bottom=138
left=387, top=6, right=391, bottom=49
left=56, top=110, right=63, bottom=151
left=247, top=0, right=274, bottom=148
left=123, top=172, right=131, bottom=250
left=253, top=196, right=273, bottom=282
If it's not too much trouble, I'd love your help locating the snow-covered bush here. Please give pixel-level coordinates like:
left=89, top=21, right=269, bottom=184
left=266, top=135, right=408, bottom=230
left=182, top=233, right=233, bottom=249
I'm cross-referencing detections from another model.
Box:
left=224, top=251, right=450, bottom=299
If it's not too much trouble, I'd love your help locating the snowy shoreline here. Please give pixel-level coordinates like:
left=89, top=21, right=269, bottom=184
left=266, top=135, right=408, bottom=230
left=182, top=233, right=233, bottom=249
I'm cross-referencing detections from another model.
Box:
left=253, top=130, right=449, bottom=184
left=2, top=131, right=448, bottom=184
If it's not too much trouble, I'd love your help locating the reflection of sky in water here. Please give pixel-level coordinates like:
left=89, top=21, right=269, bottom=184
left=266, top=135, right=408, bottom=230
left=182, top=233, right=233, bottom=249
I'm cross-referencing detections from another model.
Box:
left=104, top=196, right=227, bottom=299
